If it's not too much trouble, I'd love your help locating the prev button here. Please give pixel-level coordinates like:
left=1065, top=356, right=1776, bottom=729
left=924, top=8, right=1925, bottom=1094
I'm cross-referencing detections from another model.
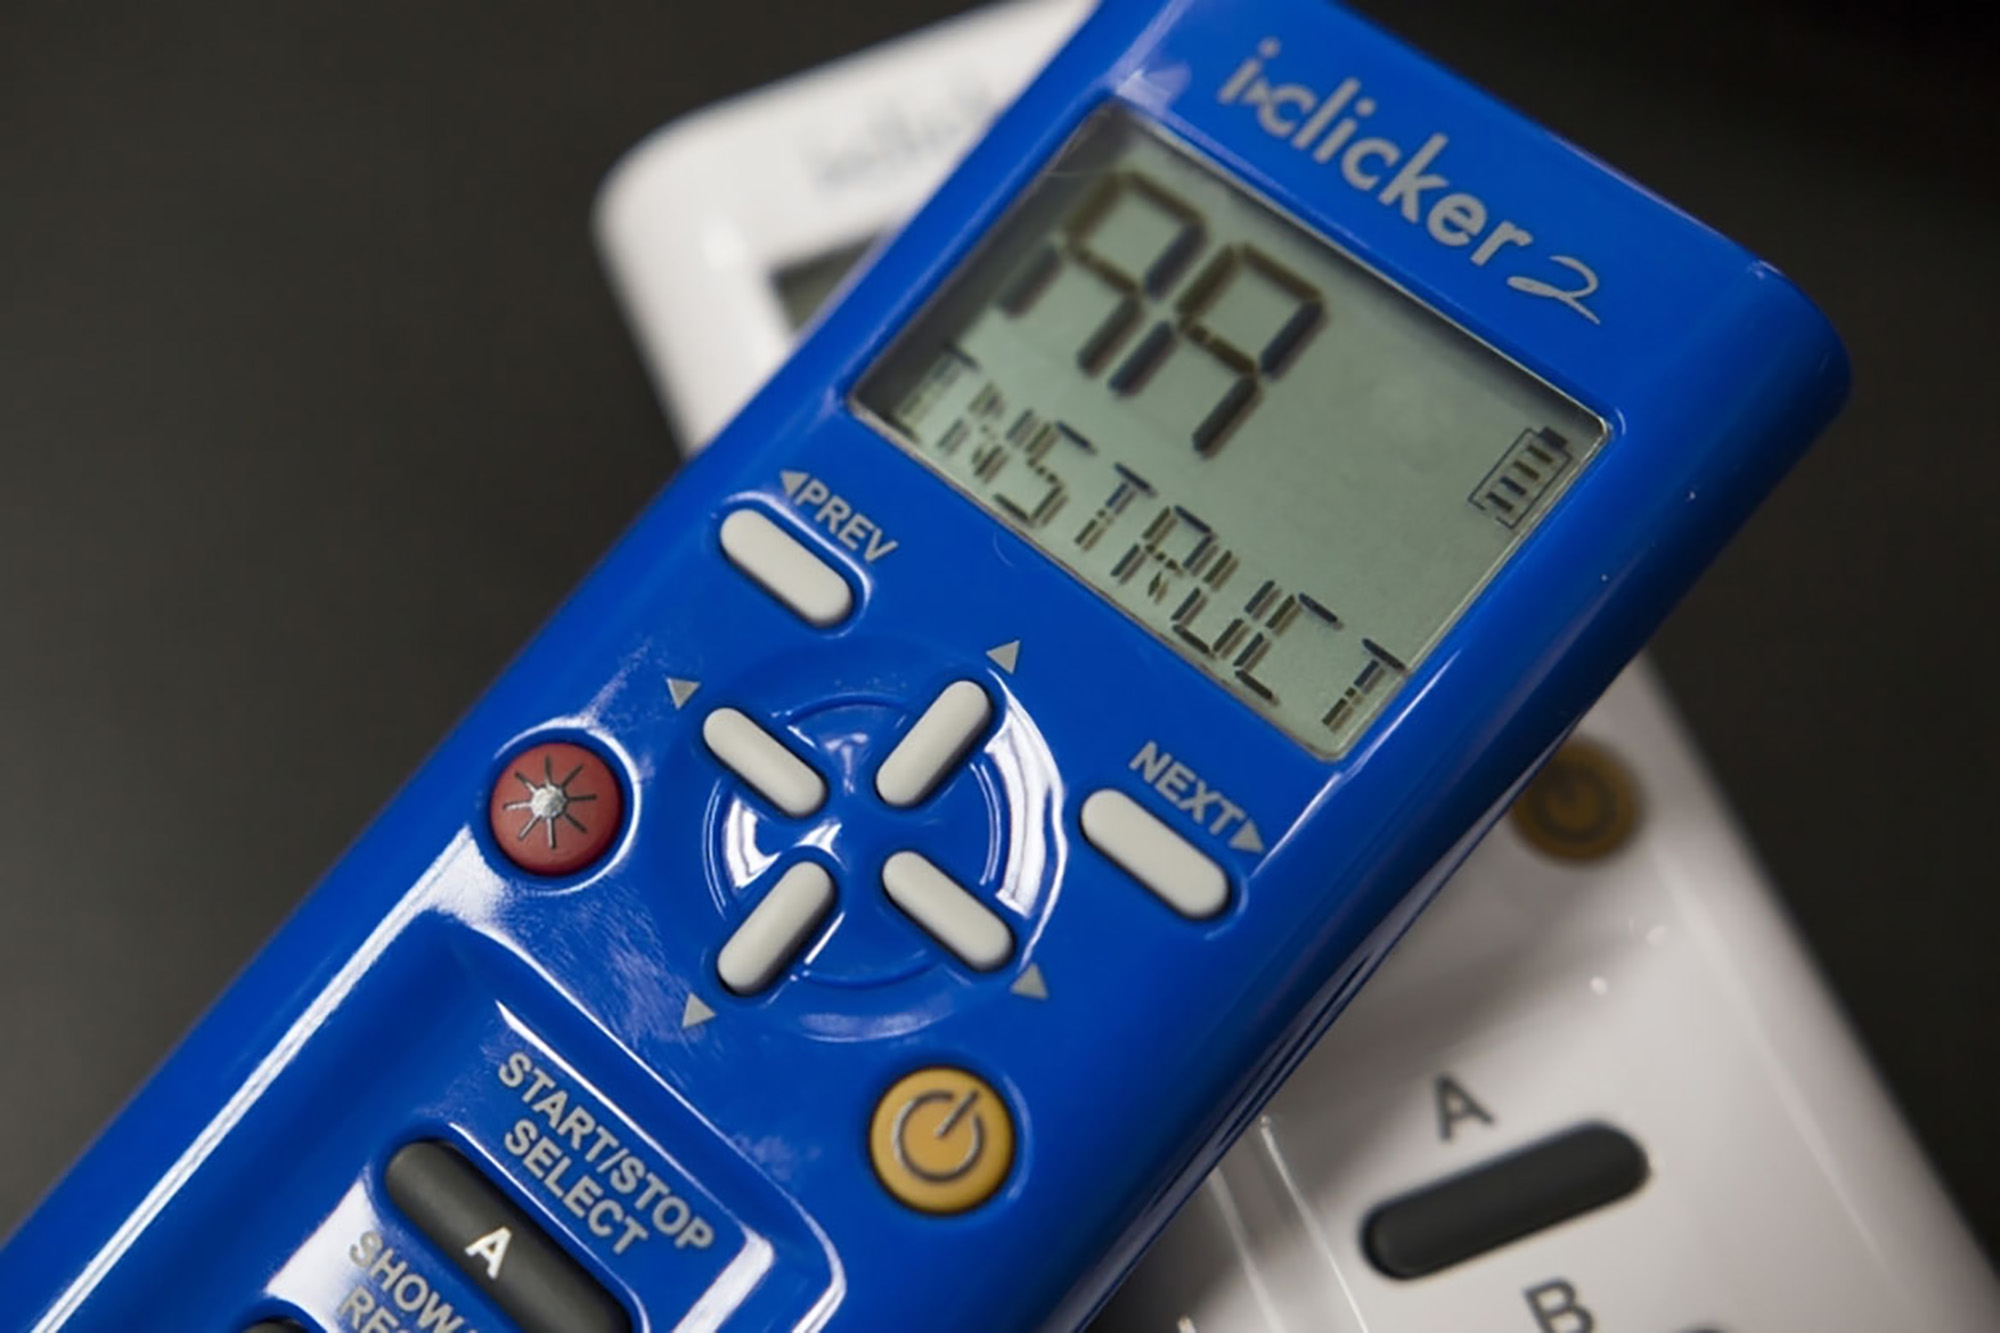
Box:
left=384, top=1140, right=629, bottom=1333
left=719, top=508, right=852, bottom=627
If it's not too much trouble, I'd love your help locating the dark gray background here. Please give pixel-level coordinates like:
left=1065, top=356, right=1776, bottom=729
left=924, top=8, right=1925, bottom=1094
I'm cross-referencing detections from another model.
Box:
left=2, top=0, right=1996, bottom=1270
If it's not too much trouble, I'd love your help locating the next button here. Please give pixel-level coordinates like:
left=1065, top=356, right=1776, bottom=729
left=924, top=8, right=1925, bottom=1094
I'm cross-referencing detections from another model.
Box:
left=1081, top=789, right=1230, bottom=919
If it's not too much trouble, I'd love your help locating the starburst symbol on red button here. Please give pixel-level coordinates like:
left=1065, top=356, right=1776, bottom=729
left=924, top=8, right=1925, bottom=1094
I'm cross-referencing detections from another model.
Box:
left=500, top=753, right=600, bottom=850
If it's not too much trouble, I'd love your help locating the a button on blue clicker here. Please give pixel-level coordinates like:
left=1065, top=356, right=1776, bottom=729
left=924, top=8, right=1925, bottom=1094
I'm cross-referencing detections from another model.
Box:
left=385, top=1141, right=631, bottom=1333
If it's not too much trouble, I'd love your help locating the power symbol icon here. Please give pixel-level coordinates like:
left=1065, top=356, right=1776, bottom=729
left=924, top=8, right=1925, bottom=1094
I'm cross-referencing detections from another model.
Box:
left=1509, top=739, right=1640, bottom=862
left=895, top=1088, right=988, bottom=1183
left=870, top=1068, right=1016, bottom=1214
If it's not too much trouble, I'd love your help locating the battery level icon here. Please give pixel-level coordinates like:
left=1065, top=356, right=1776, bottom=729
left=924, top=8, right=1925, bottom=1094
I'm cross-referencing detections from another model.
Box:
left=1471, top=427, right=1573, bottom=529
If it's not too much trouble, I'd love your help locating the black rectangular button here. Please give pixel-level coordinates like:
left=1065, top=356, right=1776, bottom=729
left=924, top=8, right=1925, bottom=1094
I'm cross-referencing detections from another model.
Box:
left=1362, top=1123, right=1648, bottom=1279
left=384, top=1140, right=630, bottom=1333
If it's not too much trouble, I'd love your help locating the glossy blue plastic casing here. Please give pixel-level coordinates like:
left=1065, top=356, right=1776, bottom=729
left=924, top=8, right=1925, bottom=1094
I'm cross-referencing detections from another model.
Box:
left=0, top=1, right=1847, bottom=1329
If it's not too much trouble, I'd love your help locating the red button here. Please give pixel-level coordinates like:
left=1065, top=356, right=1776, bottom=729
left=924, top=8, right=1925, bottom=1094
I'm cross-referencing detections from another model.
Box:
left=488, top=741, right=623, bottom=876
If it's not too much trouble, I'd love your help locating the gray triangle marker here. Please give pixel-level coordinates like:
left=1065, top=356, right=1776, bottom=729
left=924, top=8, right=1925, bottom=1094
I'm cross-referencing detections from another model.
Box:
left=1229, top=820, right=1265, bottom=855
left=667, top=677, right=700, bottom=709
left=780, top=470, right=809, bottom=498
left=1010, top=964, right=1048, bottom=1000
left=987, top=640, right=1021, bottom=673
left=681, top=994, right=716, bottom=1029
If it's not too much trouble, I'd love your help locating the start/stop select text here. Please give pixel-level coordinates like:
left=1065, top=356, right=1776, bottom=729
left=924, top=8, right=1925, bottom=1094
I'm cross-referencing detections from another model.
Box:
left=494, top=1051, right=717, bottom=1257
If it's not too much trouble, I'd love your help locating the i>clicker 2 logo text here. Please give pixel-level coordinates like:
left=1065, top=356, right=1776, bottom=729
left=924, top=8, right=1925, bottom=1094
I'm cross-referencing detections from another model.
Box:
left=1218, top=39, right=1603, bottom=325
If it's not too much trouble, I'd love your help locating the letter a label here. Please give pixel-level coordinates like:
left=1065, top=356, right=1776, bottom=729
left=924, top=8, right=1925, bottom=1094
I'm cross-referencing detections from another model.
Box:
left=1435, top=1073, right=1495, bottom=1141
left=466, top=1225, right=513, bottom=1280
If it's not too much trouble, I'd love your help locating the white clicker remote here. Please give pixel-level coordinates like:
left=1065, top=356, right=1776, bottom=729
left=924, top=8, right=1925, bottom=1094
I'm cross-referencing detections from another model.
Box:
left=597, top=0, right=1092, bottom=448
left=592, top=4, right=2000, bottom=1327
left=1095, top=662, right=2000, bottom=1331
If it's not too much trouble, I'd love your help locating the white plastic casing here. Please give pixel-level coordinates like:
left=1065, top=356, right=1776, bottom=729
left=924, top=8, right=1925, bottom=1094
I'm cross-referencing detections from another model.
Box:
left=595, top=0, right=1091, bottom=445
left=591, top=4, right=2000, bottom=1328
left=1094, top=663, right=2000, bottom=1331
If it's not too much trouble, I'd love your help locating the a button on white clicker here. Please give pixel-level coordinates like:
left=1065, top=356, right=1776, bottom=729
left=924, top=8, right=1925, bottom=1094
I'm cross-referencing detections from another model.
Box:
left=876, top=680, right=993, bottom=808
left=882, top=851, right=1012, bottom=971
left=719, top=508, right=853, bottom=627
left=717, top=861, right=836, bottom=995
left=1081, top=789, right=1230, bottom=919
left=703, top=708, right=827, bottom=817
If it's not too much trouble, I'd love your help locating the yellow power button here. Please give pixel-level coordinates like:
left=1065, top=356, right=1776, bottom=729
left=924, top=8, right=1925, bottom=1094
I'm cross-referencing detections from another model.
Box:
left=1510, top=738, right=1641, bottom=861
left=869, top=1066, right=1016, bottom=1214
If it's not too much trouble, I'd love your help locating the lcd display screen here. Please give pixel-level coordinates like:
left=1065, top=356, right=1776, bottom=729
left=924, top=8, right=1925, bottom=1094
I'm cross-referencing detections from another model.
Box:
left=855, top=107, right=1606, bottom=755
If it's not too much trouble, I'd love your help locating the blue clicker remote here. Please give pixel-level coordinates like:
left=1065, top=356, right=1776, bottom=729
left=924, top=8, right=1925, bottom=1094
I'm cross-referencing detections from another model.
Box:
left=0, top=1, right=1847, bottom=1329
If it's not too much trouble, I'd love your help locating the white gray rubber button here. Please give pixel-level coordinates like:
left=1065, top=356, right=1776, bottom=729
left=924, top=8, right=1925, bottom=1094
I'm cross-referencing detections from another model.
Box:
left=1081, top=789, right=1229, bottom=919
left=719, top=508, right=852, bottom=627
left=881, top=851, right=1012, bottom=971
left=702, top=708, right=826, bottom=817
left=876, top=680, right=993, bottom=807
left=717, top=862, right=836, bottom=994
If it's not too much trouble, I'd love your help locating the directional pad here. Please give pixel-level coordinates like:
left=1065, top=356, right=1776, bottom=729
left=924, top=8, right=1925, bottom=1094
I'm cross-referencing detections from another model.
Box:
left=693, top=674, right=1041, bottom=999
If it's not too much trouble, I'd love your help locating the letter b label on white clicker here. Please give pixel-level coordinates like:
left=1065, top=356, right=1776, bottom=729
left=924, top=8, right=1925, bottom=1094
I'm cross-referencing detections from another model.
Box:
left=1525, top=1278, right=1596, bottom=1332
